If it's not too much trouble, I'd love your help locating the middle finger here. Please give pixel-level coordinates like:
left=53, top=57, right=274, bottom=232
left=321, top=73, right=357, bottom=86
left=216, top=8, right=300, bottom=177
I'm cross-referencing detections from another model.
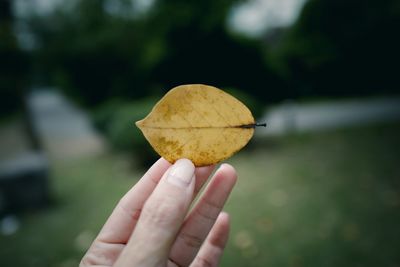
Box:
left=169, top=163, right=237, bottom=267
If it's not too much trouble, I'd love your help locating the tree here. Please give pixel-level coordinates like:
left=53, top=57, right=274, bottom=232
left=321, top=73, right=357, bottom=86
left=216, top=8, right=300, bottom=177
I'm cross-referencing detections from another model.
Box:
left=29, top=0, right=284, bottom=106
left=0, top=0, right=29, bottom=116
left=276, top=0, right=400, bottom=98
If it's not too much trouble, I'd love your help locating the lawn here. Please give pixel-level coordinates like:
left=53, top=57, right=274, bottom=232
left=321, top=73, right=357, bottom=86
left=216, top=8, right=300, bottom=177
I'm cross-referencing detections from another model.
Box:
left=1, top=122, right=399, bottom=267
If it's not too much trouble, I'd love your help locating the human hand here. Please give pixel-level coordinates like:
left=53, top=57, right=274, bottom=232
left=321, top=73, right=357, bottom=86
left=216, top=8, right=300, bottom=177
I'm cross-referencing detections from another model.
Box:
left=80, top=158, right=237, bottom=267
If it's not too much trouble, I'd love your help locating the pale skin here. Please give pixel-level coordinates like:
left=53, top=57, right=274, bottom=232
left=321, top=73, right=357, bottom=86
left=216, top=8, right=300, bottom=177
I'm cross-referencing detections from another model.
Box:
left=80, top=158, right=237, bottom=267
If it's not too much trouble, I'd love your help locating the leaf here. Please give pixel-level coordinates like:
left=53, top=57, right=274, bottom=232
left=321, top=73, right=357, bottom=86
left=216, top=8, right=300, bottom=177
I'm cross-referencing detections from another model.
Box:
left=135, top=84, right=257, bottom=166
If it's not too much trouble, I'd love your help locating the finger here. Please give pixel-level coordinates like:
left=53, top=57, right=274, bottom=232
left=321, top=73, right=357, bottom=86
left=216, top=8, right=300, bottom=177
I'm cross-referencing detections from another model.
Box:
left=115, top=159, right=196, bottom=267
left=190, top=212, right=230, bottom=267
left=92, top=160, right=213, bottom=245
left=194, top=164, right=215, bottom=196
left=96, top=157, right=171, bottom=244
left=81, top=158, right=171, bottom=266
left=169, top=164, right=237, bottom=267
left=80, top=242, right=125, bottom=266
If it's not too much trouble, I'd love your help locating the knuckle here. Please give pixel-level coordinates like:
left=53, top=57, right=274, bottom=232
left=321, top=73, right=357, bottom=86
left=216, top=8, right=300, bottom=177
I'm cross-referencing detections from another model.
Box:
left=117, top=199, right=142, bottom=222
left=196, top=199, right=222, bottom=222
left=179, top=232, right=203, bottom=248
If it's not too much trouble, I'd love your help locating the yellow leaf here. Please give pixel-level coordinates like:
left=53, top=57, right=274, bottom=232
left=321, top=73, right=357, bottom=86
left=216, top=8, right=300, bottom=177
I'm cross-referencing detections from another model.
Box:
left=135, top=84, right=259, bottom=166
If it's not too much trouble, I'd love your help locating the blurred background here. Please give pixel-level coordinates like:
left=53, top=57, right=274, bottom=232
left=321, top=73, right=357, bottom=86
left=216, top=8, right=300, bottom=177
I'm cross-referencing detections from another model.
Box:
left=0, top=0, right=400, bottom=266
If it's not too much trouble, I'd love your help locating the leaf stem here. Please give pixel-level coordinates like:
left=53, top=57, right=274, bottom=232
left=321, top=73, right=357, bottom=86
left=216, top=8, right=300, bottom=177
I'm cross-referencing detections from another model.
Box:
left=238, top=123, right=267, bottom=129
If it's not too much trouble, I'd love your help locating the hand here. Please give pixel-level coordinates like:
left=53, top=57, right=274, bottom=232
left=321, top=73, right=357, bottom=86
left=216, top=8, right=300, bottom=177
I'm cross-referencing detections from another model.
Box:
left=80, top=158, right=237, bottom=267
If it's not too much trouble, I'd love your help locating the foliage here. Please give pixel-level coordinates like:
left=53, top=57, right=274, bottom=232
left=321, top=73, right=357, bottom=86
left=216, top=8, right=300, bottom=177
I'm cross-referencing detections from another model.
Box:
left=29, top=0, right=150, bottom=106
left=273, top=0, right=400, bottom=98
left=26, top=0, right=283, bottom=107
left=223, top=123, right=400, bottom=267
left=0, top=1, right=29, bottom=116
left=4, top=0, right=400, bottom=116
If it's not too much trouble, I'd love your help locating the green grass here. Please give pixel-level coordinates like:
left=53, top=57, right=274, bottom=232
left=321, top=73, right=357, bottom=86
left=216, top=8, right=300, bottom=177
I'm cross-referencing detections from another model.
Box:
left=223, top=123, right=400, bottom=267
left=0, top=155, right=139, bottom=267
left=1, top=123, right=399, bottom=267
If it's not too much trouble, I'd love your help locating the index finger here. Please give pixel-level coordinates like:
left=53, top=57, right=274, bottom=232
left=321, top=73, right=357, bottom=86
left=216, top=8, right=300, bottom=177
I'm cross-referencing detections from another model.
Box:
left=95, top=158, right=171, bottom=244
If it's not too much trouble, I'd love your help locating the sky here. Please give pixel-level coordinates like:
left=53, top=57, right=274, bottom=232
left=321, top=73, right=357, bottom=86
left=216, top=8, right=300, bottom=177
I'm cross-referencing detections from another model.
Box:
left=13, top=0, right=308, bottom=37
left=229, top=0, right=308, bottom=37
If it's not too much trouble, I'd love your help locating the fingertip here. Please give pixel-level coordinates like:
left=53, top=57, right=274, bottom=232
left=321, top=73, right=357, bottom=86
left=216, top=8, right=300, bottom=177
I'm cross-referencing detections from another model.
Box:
left=174, top=158, right=195, bottom=169
left=209, top=211, right=231, bottom=247
left=219, top=163, right=237, bottom=183
left=220, top=163, right=236, bottom=173
left=159, top=157, right=173, bottom=166
left=141, top=158, right=172, bottom=184
left=167, top=159, right=195, bottom=188
left=219, top=211, right=230, bottom=221
left=152, top=157, right=172, bottom=171
left=217, top=211, right=230, bottom=230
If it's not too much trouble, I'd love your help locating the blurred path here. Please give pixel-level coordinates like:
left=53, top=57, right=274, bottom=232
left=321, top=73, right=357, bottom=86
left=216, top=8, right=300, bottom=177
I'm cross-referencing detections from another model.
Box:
left=0, top=90, right=104, bottom=218
left=27, top=90, right=106, bottom=160
left=257, top=97, right=400, bottom=136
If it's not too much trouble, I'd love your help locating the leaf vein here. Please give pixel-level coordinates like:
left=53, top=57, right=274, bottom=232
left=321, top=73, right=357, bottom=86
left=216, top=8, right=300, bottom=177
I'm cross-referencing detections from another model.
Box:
left=197, top=90, right=232, bottom=126
left=182, top=94, right=213, bottom=126
left=140, top=126, right=251, bottom=129
left=222, top=97, right=246, bottom=124
left=170, top=103, right=194, bottom=128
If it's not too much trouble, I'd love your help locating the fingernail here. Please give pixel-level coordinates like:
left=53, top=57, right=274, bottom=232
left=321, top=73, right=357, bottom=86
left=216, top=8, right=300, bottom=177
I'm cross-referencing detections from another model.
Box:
left=167, top=159, right=195, bottom=187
